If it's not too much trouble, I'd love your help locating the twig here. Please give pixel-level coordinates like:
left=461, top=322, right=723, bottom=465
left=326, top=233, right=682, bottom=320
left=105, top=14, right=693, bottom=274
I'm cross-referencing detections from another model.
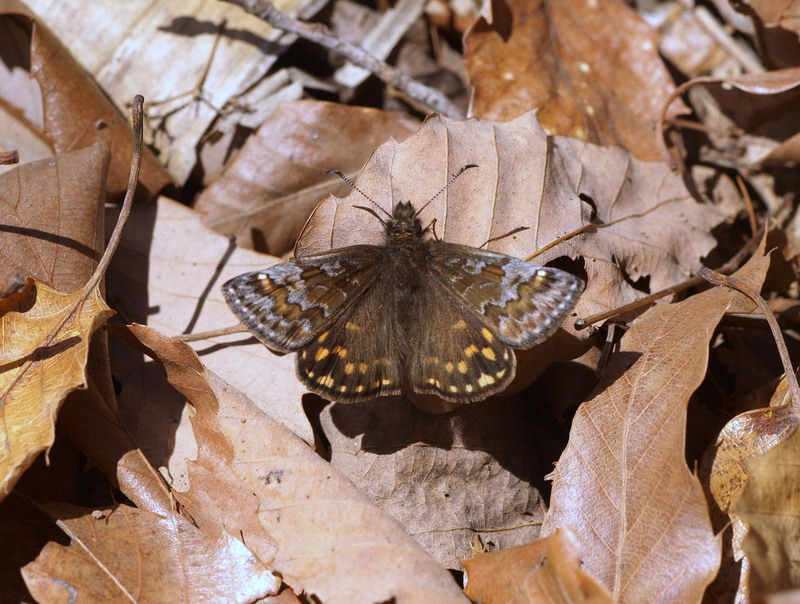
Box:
left=698, top=267, right=800, bottom=412
left=176, top=324, right=248, bottom=342
left=736, top=174, right=758, bottom=238
left=574, top=232, right=760, bottom=330
left=693, top=6, right=765, bottom=74
left=0, top=150, right=19, bottom=165
left=223, top=0, right=464, bottom=119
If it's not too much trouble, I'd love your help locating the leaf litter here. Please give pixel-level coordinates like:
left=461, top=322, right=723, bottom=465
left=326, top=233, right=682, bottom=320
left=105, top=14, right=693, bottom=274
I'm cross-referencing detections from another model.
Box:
left=2, top=0, right=800, bottom=602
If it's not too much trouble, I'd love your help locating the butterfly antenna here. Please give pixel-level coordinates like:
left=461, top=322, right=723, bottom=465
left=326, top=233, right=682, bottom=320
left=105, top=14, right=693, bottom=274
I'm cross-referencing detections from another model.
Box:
left=414, top=164, right=478, bottom=218
left=327, top=170, right=392, bottom=219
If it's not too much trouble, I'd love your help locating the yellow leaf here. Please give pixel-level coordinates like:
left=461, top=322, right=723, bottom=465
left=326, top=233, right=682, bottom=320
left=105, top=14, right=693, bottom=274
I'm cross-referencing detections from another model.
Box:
left=0, top=280, right=113, bottom=499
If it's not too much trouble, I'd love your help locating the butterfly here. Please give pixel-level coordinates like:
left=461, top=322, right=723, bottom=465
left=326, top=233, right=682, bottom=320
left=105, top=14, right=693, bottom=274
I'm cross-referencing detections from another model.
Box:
left=222, top=165, right=584, bottom=404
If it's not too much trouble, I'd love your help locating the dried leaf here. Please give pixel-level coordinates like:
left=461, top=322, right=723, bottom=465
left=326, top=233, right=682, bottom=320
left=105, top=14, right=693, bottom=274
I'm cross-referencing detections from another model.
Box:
left=735, top=422, right=800, bottom=596
left=297, top=112, right=727, bottom=333
left=462, top=527, right=614, bottom=604
left=319, top=395, right=547, bottom=569
left=106, top=196, right=313, bottom=444
left=0, top=143, right=107, bottom=292
left=463, top=0, right=687, bottom=160
left=21, top=503, right=281, bottom=602
left=22, top=0, right=317, bottom=183
left=195, top=100, right=417, bottom=255
left=0, top=281, right=113, bottom=499
left=119, top=324, right=469, bottom=604
left=686, top=68, right=800, bottom=165
left=0, top=0, right=172, bottom=196
left=542, top=241, right=771, bottom=601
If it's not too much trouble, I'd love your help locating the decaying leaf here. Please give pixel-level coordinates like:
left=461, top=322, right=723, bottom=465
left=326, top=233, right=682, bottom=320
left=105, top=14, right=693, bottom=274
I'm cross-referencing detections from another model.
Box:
left=0, top=280, right=113, bottom=499
left=195, top=100, right=418, bottom=255
left=542, top=240, right=771, bottom=601
left=21, top=502, right=281, bottom=602
left=462, top=527, right=614, bottom=603
left=116, top=324, right=470, bottom=604
left=463, top=0, right=687, bottom=160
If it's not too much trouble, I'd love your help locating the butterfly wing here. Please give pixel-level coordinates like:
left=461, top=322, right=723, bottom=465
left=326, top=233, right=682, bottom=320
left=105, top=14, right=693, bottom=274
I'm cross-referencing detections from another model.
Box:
left=427, top=243, right=584, bottom=348
left=222, top=246, right=382, bottom=353
left=294, top=284, right=403, bottom=402
left=407, top=280, right=517, bottom=402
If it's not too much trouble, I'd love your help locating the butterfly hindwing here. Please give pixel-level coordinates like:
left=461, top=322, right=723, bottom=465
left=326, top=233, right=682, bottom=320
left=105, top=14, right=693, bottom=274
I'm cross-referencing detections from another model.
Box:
left=407, top=281, right=516, bottom=403
left=222, top=245, right=381, bottom=353
left=428, top=243, right=584, bottom=348
left=295, top=285, right=403, bottom=402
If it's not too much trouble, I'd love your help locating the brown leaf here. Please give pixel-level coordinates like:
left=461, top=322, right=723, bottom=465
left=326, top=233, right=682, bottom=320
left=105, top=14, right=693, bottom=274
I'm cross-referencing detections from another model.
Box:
left=106, top=195, right=313, bottom=444
left=462, top=527, right=614, bottom=604
left=738, top=0, right=800, bottom=69
left=297, top=112, right=727, bottom=333
left=463, top=0, right=687, bottom=161
left=119, top=324, right=469, bottom=604
left=0, top=0, right=172, bottom=197
left=541, top=241, right=771, bottom=601
left=318, top=395, right=548, bottom=569
left=21, top=502, right=281, bottom=602
left=681, top=68, right=800, bottom=165
left=0, top=143, right=107, bottom=292
left=0, top=280, right=113, bottom=499
left=735, top=422, right=800, bottom=596
left=195, top=100, right=418, bottom=255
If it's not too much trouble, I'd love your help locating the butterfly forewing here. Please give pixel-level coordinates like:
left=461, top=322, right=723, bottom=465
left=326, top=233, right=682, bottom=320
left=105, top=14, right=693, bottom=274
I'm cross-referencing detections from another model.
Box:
left=428, top=243, right=584, bottom=348
left=222, top=246, right=381, bottom=353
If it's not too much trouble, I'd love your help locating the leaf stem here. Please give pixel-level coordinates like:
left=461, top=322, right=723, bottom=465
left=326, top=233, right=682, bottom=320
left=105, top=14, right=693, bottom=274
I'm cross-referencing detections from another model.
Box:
left=698, top=266, right=800, bottom=412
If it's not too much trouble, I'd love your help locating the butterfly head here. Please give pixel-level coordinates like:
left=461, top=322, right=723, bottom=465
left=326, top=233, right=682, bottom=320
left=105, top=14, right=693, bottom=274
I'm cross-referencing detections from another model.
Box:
left=385, top=201, right=423, bottom=241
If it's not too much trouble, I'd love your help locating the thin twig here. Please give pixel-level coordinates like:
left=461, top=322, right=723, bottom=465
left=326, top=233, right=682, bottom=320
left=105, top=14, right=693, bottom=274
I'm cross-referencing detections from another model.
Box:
left=574, top=232, right=760, bottom=330
left=698, top=267, right=800, bottom=412
left=223, top=0, right=464, bottom=119
left=736, top=174, right=758, bottom=238
left=176, top=324, right=248, bottom=342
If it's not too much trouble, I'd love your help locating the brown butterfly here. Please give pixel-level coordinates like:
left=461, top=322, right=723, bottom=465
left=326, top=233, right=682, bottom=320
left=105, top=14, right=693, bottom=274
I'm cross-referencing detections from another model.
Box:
left=222, top=165, right=584, bottom=404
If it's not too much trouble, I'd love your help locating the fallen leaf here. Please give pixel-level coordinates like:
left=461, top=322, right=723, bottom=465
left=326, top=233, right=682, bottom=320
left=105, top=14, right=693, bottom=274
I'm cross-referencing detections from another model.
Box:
left=737, top=0, right=800, bottom=69
left=463, top=0, right=687, bottom=160
left=21, top=502, right=281, bottom=602
left=671, top=68, right=800, bottom=165
left=22, top=0, right=317, bottom=183
left=195, top=100, right=418, bottom=255
left=0, top=280, right=113, bottom=499
left=735, top=420, right=800, bottom=597
left=118, top=324, right=470, bottom=604
left=297, top=111, right=727, bottom=334
left=541, top=240, right=771, bottom=601
left=0, top=0, right=172, bottom=196
left=0, top=143, right=107, bottom=292
left=106, top=195, right=313, bottom=445
left=462, top=527, right=614, bottom=603
left=319, top=395, right=548, bottom=569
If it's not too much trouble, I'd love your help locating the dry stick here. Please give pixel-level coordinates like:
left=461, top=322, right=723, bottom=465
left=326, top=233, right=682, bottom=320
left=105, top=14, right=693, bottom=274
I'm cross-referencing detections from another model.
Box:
left=177, top=324, right=247, bottom=342
left=0, top=96, right=145, bottom=402
left=574, top=233, right=761, bottom=330
left=736, top=174, right=758, bottom=238
left=223, top=0, right=464, bottom=119
left=0, top=150, right=19, bottom=165
left=698, top=267, right=800, bottom=411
